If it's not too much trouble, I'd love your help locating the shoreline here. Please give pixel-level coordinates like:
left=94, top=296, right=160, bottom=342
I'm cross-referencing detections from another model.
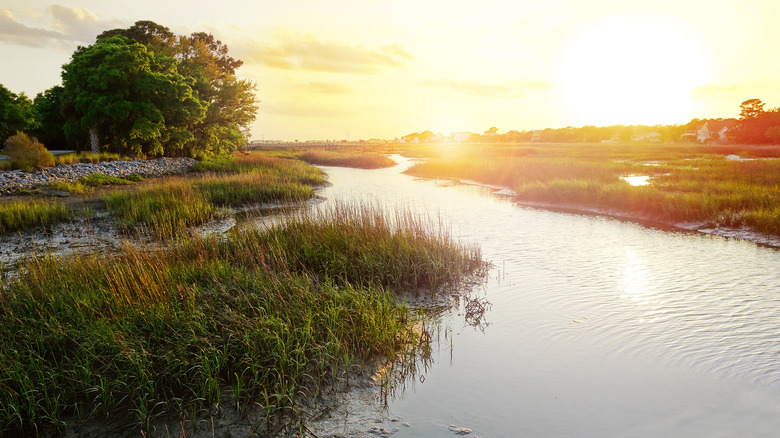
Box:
left=450, top=178, right=780, bottom=249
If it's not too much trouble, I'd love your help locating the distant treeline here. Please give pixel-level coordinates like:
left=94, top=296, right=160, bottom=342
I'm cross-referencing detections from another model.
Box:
left=0, top=21, right=257, bottom=159
left=402, top=99, right=780, bottom=145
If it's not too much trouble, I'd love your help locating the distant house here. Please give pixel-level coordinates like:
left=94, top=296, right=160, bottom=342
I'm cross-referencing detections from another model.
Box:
left=696, top=121, right=735, bottom=143
left=530, top=130, right=542, bottom=142
left=453, top=132, right=472, bottom=143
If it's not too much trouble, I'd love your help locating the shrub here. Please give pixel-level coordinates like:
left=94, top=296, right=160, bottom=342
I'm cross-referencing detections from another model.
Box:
left=3, top=132, right=54, bottom=171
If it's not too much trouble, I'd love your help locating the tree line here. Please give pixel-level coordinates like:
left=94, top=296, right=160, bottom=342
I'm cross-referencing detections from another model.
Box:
left=0, top=21, right=257, bottom=159
left=403, top=99, right=780, bottom=145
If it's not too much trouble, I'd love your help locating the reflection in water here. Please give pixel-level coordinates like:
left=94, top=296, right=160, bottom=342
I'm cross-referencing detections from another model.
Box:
left=304, top=155, right=780, bottom=437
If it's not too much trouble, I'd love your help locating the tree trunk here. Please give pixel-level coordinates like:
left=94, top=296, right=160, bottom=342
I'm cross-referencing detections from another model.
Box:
left=89, top=126, right=99, bottom=154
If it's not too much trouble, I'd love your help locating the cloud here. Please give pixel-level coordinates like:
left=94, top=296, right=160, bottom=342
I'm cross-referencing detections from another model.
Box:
left=0, top=6, right=123, bottom=47
left=300, top=81, right=352, bottom=94
left=244, top=33, right=413, bottom=74
left=47, top=5, right=122, bottom=43
left=424, top=78, right=555, bottom=98
left=692, top=84, right=738, bottom=100
left=0, top=9, right=65, bottom=47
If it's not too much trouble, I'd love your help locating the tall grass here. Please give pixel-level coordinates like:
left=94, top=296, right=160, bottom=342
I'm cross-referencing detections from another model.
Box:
left=53, top=152, right=125, bottom=166
left=0, top=200, right=73, bottom=234
left=298, top=150, right=397, bottom=169
left=404, top=143, right=780, bottom=236
left=0, top=202, right=485, bottom=435
left=102, top=180, right=217, bottom=236
left=102, top=152, right=327, bottom=237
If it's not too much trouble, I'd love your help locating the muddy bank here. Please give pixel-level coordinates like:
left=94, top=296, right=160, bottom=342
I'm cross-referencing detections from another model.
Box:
left=447, top=178, right=780, bottom=249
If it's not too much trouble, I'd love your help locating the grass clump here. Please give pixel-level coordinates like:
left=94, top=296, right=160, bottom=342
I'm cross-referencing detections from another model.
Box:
left=0, top=199, right=73, bottom=234
left=80, top=172, right=135, bottom=187
left=54, top=152, right=125, bottom=166
left=0, top=202, right=485, bottom=435
left=101, top=151, right=326, bottom=237
left=197, top=173, right=314, bottom=207
left=298, top=150, right=397, bottom=169
left=103, top=181, right=217, bottom=236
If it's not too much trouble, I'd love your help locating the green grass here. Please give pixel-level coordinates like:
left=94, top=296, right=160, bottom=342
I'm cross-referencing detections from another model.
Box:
left=0, top=202, right=485, bottom=435
left=0, top=200, right=74, bottom=234
left=53, top=152, right=126, bottom=166
left=298, top=150, right=397, bottom=169
left=404, top=143, right=780, bottom=236
left=101, top=152, right=327, bottom=237
left=102, top=180, right=217, bottom=237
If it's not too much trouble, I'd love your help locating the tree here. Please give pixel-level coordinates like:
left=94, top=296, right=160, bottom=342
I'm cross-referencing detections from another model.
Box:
left=61, top=35, right=207, bottom=156
left=739, top=98, right=765, bottom=120
left=31, top=85, right=68, bottom=149
left=94, top=22, right=258, bottom=158
left=0, top=84, right=33, bottom=143
left=734, top=99, right=780, bottom=144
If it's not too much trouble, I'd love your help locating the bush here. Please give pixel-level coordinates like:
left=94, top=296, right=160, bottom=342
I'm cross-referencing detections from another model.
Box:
left=3, top=132, right=54, bottom=171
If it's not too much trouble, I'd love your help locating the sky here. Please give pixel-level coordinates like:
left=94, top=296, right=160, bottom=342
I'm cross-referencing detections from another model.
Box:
left=1, top=0, right=779, bottom=141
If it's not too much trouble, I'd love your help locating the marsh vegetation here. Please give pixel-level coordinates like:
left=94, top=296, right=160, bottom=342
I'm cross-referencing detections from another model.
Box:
left=0, top=150, right=486, bottom=436
left=401, top=142, right=780, bottom=237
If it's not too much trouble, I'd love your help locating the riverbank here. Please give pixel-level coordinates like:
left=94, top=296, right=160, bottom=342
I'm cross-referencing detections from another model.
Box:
left=0, top=157, right=197, bottom=196
left=400, top=142, right=780, bottom=248
left=0, top=151, right=487, bottom=437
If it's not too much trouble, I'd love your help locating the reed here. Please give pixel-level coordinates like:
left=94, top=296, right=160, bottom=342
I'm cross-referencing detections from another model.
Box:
left=0, top=202, right=484, bottom=435
left=404, top=143, right=780, bottom=236
left=0, top=199, right=74, bottom=234
left=298, top=150, right=396, bottom=169
left=102, top=180, right=217, bottom=236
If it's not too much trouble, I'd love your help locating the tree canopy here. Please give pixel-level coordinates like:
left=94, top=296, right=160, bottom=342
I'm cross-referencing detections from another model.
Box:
left=0, top=84, right=33, bottom=143
left=58, top=21, right=257, bottom=158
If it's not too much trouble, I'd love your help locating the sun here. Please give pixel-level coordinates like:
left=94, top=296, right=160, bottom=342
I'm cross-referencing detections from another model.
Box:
left=556, top=12, right=712, bottom=126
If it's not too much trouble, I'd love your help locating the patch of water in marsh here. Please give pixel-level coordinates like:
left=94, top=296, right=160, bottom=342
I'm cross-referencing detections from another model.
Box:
left=304, top=154, right=780, bottom=438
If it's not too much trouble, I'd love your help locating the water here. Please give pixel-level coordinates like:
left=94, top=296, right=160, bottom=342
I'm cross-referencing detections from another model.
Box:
left=312, top=155, right=780, bottom=437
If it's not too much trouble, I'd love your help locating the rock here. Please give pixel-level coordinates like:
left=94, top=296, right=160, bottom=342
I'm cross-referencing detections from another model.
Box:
left=448, top=425, right=473, bottom=435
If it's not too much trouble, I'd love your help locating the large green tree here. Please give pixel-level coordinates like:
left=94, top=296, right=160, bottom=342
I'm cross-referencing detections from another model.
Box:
left=94, top=21, right=258, bottom=158
left=61, top=35, right=207, bottom=156
left=0, top=84, right=33, bottom=143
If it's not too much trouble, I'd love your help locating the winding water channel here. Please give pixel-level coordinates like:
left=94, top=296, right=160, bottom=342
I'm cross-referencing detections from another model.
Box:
left=311, top=155, right=780, bottom=437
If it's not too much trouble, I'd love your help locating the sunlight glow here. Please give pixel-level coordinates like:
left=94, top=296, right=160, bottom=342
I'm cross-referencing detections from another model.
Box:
left=557, top=12, right=713, bottom=126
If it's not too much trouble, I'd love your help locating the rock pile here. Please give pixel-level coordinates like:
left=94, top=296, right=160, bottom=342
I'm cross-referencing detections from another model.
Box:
left=0, top=157, right=198, bottom=196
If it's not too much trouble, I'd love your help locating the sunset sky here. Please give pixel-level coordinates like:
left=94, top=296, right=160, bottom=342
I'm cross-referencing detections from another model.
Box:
left=2, top=0, right=779, bottom=141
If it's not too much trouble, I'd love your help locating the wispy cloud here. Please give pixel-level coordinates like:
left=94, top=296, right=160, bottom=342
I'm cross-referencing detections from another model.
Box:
left=0, top=9, right=65, bottom=47
left=243, top=32, right=413, bottom=74
left=424, top=78, right=555, bottom=98
left=0, top=6, right=123, bottom=47
left=47, top=5, right=122, bottom=44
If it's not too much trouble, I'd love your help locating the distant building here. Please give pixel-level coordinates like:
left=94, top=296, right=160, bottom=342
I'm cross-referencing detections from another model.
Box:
left=453, top=132, right=472, bottom=143
left=696, top=121, right=735, bottom=143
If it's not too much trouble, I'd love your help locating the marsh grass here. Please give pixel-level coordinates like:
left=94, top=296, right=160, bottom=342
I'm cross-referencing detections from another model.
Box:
left=404, top=143, right=780, bottom=236
left=53, top=152, right=125, bottom=166
left=102, top=180, right=217, bottom=237
left=102, top=152, right=326, bottom=237
left=0, top=199, right=74, bottom=234
left=298, top=150, right=397, bottom=169
left=0, top=202, right=485, bottom=435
